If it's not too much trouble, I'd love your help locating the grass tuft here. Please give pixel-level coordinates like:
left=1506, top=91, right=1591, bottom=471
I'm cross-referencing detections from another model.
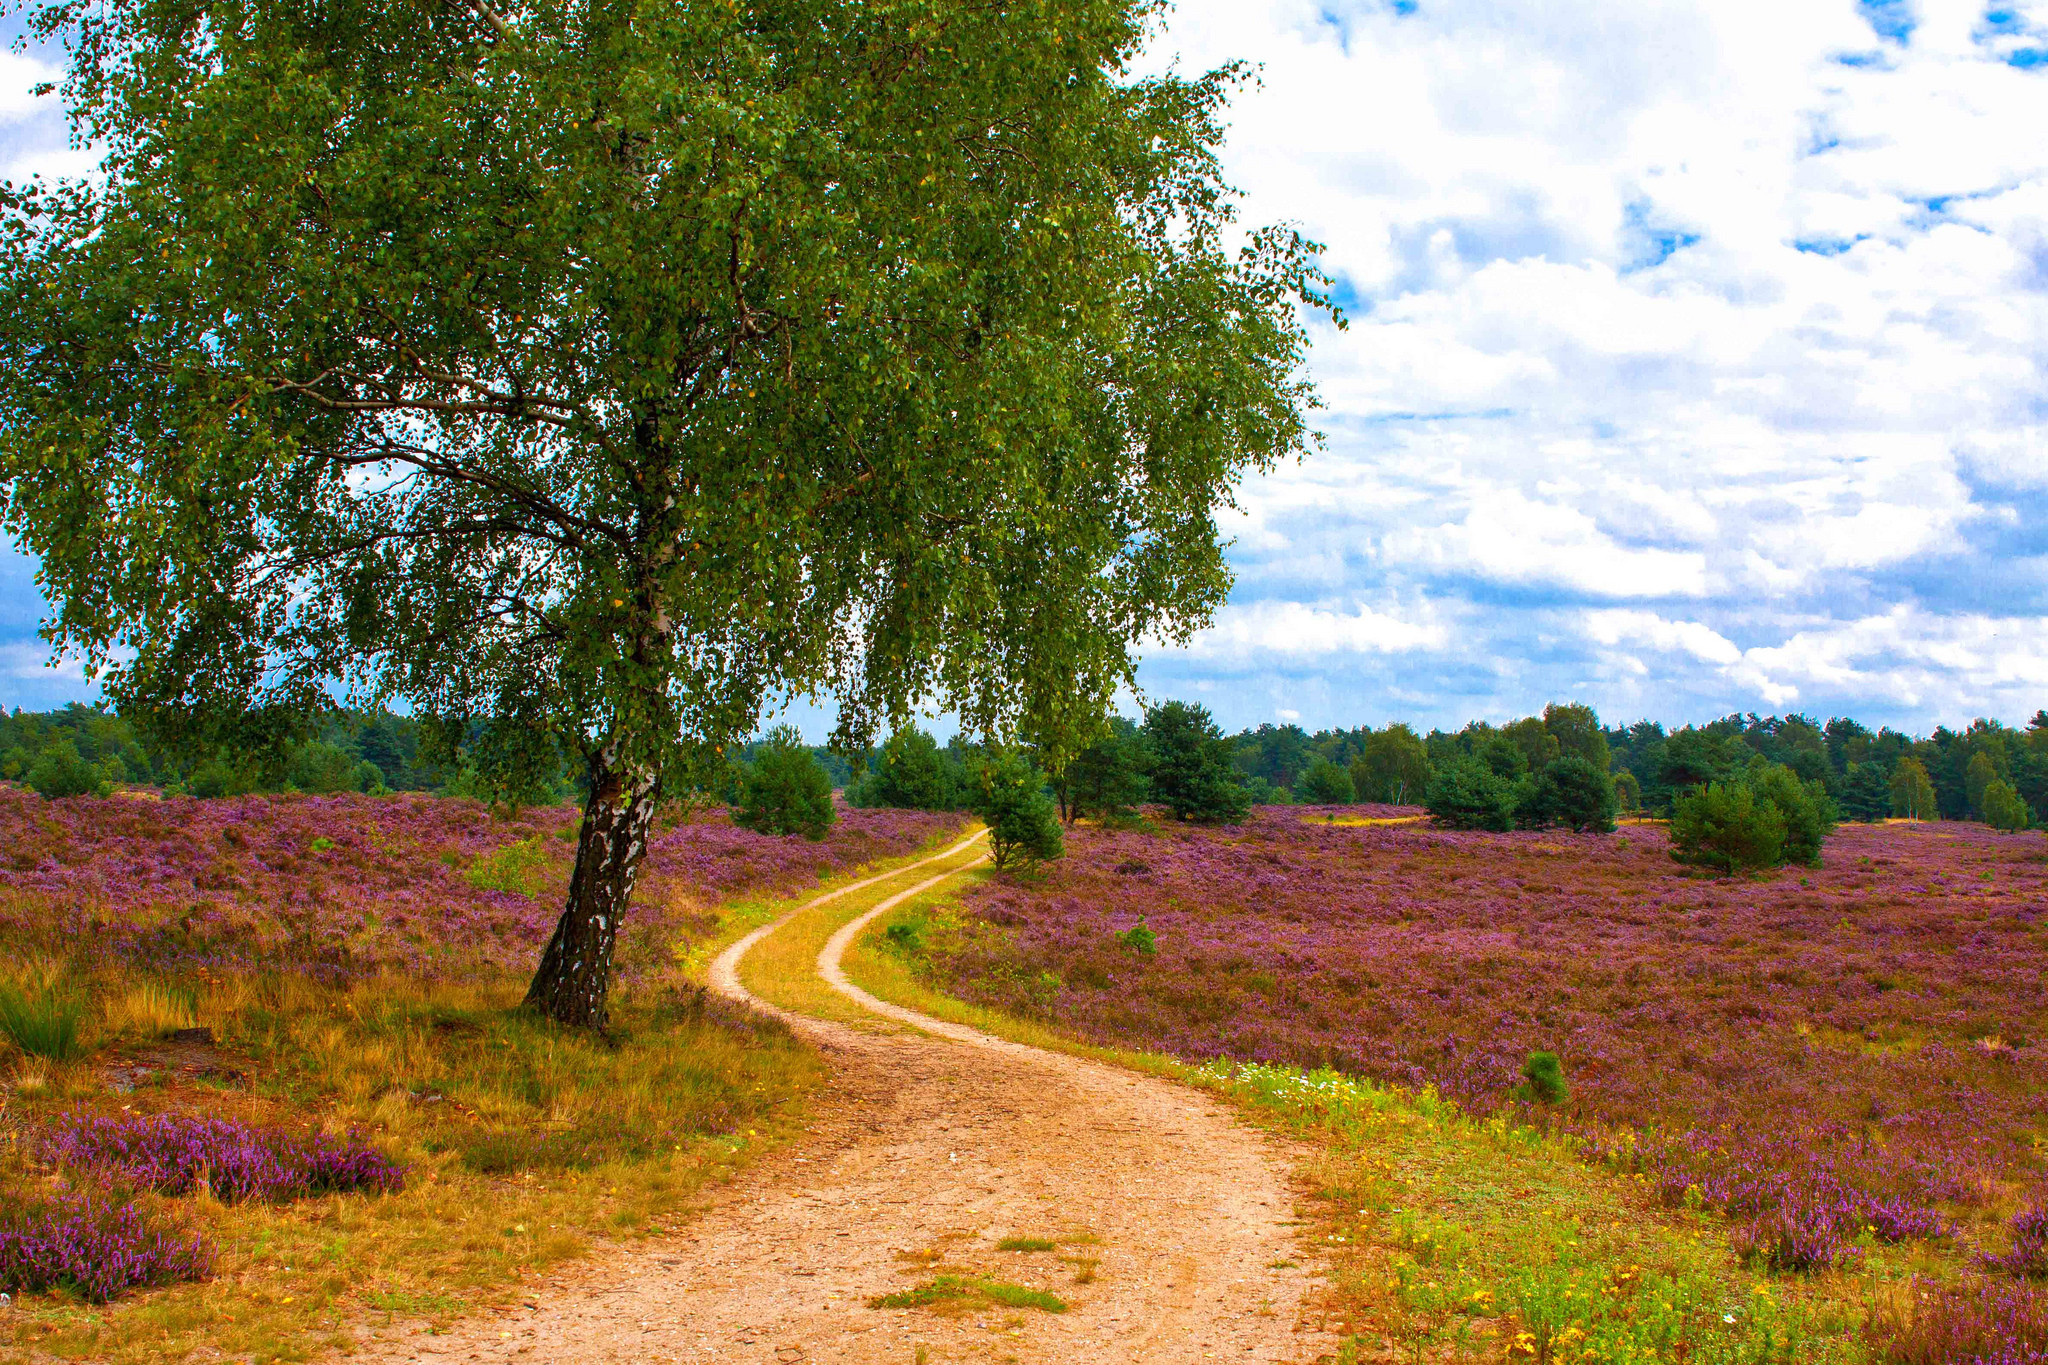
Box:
left=996, top=1236, right=1057, bottom=1252
left=0, top=966, right=87, bottom=1062
left=869, top=1275, right=1067, bottom=1313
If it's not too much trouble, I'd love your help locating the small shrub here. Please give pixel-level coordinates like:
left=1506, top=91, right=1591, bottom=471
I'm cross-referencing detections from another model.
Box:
left=1296, top=757, right=1354, bottom=805
left=1115, top=921, right=1157, bottom=955
left=25, top=740, right=109, bottom=800
left=463, top=834, right=556, bottom=899
left=1668, top=781, right=1785, bottom=874
left=0, top=1196, right=211, bottom=1302
left=1517, top=756, right=1617, bottom=833
left=1984, top=779, right=2032, bottom=834
left=1423, top=758, right=1516, bottom=832
left=975, top=751, right=1063, bottom=870
left=0, top=973, right=88, bottom=1062
left=1142, top=701, right=1250, bottom=824
left=1517, top=1050, right=1568, bottom=1104
left=733, top=726, right=837, bottom=840
left=883, top=921, right=924, bottom=954
left=1748, top=763, right=1837, bottom=865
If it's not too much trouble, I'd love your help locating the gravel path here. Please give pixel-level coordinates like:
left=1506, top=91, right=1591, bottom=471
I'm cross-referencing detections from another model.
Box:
left=367, top=834, right=1338, bottom=1364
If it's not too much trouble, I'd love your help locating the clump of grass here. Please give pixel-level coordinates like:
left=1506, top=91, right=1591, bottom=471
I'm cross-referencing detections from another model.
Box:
left=0, top=966, right=88, bottom=1062
left=996, top=1236, right=1056, bottom=1252
left=101, top=980, right=198, bottom=1039
left=870, top=1275, right=1067, bottom=1313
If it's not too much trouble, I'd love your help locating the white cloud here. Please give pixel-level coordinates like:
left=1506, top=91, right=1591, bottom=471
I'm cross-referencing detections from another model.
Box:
left=0, top=51, right=57, bottom=120
left=1184, top=599, right=1449, bottom=661
left=1125, top=0, right=2048, bottom=730
left=0, top=640, right=87, bottom=682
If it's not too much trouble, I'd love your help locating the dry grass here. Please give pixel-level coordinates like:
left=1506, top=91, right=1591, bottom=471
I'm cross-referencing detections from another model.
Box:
left=0, top=828, right=979, bottom=1365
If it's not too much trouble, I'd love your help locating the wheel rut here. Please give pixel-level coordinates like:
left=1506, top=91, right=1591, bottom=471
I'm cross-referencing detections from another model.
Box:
left=363, top=832, right=1339, bottom=1364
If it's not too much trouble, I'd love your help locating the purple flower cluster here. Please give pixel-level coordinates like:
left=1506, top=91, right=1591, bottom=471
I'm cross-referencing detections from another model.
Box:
left=1732, top=1203, right=1864, bottom=1273
left=929, top=813, right=2048, bottom=1271
left=0, top=790, right=963, bottom=981
left=40, top=1113, right=404, bottom=1202
left=0, top=1196, right=210, bottom=1303
left=1982, top=1207, right=2048, bottom=1279
left=1872, top=1278, right=2048, bottom=1365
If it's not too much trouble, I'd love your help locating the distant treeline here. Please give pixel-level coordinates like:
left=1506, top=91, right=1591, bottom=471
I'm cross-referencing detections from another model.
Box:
left=0, top=704, right=876, bottom=804
left=8, top=700, right=2045, bottom=828
left=1222, top=708, right=2048, bottom=824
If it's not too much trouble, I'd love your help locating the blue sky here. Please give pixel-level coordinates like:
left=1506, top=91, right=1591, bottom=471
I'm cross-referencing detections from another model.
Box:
left=4, top=0, right=2048, bottom=736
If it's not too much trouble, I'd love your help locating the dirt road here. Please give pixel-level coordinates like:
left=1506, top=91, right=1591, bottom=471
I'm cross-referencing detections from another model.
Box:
left=371, top=835, right=1337, bottom=1364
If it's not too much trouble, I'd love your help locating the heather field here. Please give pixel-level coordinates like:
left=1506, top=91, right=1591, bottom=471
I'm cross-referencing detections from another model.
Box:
left=0, top=788, right=961, bottom=981
left=900, top=810, right=2048, bottom=1359
left=0, top=790, right=963, bottom=1362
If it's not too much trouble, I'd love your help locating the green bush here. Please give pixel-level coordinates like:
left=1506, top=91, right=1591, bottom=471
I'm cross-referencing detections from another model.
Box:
left=1518, top=1051, right=1567, bottom=1105
left=733, top=727, right=837, bottom=840
left=1423, top=759, right=1516, bottom=832
left=1746, top=763, right=1837, bottom=865
left=850, top=726, right=962, bottom=810
left=1474, top=734, right=1528, bottom=781
left=1142, top=702, right=1250, bottom=824
left=25, top=739, right=110, bottom=799
left=1668, top=781, right=1786, bottom=874
left=1296, top=756, right=1355, bottom=805
left=1115, top=920, right=1157, bottom=955
left=1517, top=756, right=1617, bottom=833
left=1983, top=778, right=2032, bottom=833
left=975, top=751, right=1063, bottom=870
left=1063, top=722, right=1150, bottom=822
left=186, top=755, right=258, bottom=799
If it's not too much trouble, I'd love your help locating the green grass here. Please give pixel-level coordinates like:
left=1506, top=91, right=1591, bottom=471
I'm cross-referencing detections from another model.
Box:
left=869, top=1275, right=1067, bottom=1313
left=0, top=967, right=87, bottom=1062
left=841, top=894, right=1874, bottom=1365
left=996, top=1237, right=1057, bottom=1252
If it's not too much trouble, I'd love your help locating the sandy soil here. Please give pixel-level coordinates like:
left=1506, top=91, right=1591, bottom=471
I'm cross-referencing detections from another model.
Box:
left=361, top=837, right=1339, bottom=1365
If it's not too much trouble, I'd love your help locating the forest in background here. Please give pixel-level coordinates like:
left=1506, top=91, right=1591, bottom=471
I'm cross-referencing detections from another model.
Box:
left=3, top=700, right=2043, bottom=827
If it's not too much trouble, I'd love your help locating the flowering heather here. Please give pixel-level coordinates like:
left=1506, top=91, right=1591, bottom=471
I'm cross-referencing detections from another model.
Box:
left=40, top=1113, right=404, bottom=1202
left=0, top=789, right=962, bottom=981
left=0, top=1196, right=210, bottom=1303
left=1983, top=1206, right=2048, bottom=1279
left=932, top=813, right=2048, bottom=1266
left=1870, top=1278, right=2048, bottom=1364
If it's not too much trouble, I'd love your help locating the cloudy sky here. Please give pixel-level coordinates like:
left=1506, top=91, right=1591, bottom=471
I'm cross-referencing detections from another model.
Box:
left=3, top=0, right=2046, bottom=735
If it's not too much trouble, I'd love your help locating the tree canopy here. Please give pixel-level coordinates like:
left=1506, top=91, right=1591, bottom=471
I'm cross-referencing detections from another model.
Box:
left=0, top=0, right=1329, bottom=1026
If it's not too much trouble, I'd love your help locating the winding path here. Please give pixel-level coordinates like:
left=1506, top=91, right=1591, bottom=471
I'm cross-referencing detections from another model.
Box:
left=374, top=833, right=1338, bottom=1365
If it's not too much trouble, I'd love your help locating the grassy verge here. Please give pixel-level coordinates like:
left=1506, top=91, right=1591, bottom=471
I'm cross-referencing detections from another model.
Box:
left=732, top=832, right=987, bottom=1027
left=842, top=889, right=1880, bottom=1365
left=0, top=826, right=972, bottom=1365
